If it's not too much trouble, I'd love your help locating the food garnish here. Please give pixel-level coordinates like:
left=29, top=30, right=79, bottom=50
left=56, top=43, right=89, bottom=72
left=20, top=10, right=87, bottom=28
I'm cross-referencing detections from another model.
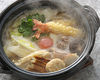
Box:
left=18, top=13, right=46, bottom=40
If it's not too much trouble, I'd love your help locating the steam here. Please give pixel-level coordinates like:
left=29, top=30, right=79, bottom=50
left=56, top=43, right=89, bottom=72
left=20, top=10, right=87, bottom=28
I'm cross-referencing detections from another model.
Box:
left=24, top=0, right=87, bottom=24
left=23, top=0, right=87, bottom=54
left=3, top=0, right=87, bottom=55
left=25, top=0, right=86, bottom=32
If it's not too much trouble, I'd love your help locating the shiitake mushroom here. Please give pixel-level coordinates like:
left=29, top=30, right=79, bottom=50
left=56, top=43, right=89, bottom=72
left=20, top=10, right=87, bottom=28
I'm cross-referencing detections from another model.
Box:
left=69, top=39, right=85, bottom=55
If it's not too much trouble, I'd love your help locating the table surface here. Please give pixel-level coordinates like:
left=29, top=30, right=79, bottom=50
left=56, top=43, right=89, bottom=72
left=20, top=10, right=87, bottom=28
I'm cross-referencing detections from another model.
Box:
left=0, top=0, right=100, bottom=80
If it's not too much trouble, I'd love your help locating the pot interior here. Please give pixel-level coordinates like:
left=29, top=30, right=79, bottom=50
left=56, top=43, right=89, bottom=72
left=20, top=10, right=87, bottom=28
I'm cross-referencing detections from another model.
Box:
left=0, top=0, right=92, bottom=74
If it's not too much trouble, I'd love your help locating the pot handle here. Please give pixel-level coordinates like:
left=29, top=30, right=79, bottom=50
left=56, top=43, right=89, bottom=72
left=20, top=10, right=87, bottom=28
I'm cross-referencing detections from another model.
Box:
left=83, top=5, right=100, bottom=33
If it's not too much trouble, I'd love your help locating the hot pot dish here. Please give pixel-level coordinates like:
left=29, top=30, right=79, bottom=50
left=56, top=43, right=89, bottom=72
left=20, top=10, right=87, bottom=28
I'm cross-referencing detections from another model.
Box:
left=0, top=0, right=100, bottom=80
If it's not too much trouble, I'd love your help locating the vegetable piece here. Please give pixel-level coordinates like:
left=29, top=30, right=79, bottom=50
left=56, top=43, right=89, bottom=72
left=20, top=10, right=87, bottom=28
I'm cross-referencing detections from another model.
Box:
left=10, top=29, right=22, bottom=36
left=18, top=13, right=45, bottom=37
left=4, top=45, right=16, bottom=58
left=7, top=45, right=32, bottom=57
left=46, top=21, right=81, bottom=37
left=18, top=19, right=34, bottom=37
left=32, top=13, right=45, bottom=23
left=46, top=58, right=65, bottom=72
left=38, top=37, right=53, bottom=49
left=10, top=31, right=22, bottom=36
left=69, top=39, right=85, bottom=54
left=11, top=35, right=39, bottom=51
left=3, top=40, right=33, bottom=58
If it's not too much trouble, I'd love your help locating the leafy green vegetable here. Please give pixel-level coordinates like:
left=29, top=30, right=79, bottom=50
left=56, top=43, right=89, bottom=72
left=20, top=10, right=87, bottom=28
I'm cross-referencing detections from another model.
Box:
left=26, top=15, right=33, bottom=20
left=10, top=31, right=22, bottom=36
left=32, top=13, right=45, bottom=22
left=18, top=19, right=34, bottom=37
left=26, top=13, right=45, bottom=22
left=32, top=36, right=38, bottom=41
left=18, top=13, right=45, bottom=37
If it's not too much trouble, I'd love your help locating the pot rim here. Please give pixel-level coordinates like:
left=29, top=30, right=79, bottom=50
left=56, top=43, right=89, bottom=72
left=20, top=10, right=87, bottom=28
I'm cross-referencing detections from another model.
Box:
left=0, top=0, right=95, bottom=77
